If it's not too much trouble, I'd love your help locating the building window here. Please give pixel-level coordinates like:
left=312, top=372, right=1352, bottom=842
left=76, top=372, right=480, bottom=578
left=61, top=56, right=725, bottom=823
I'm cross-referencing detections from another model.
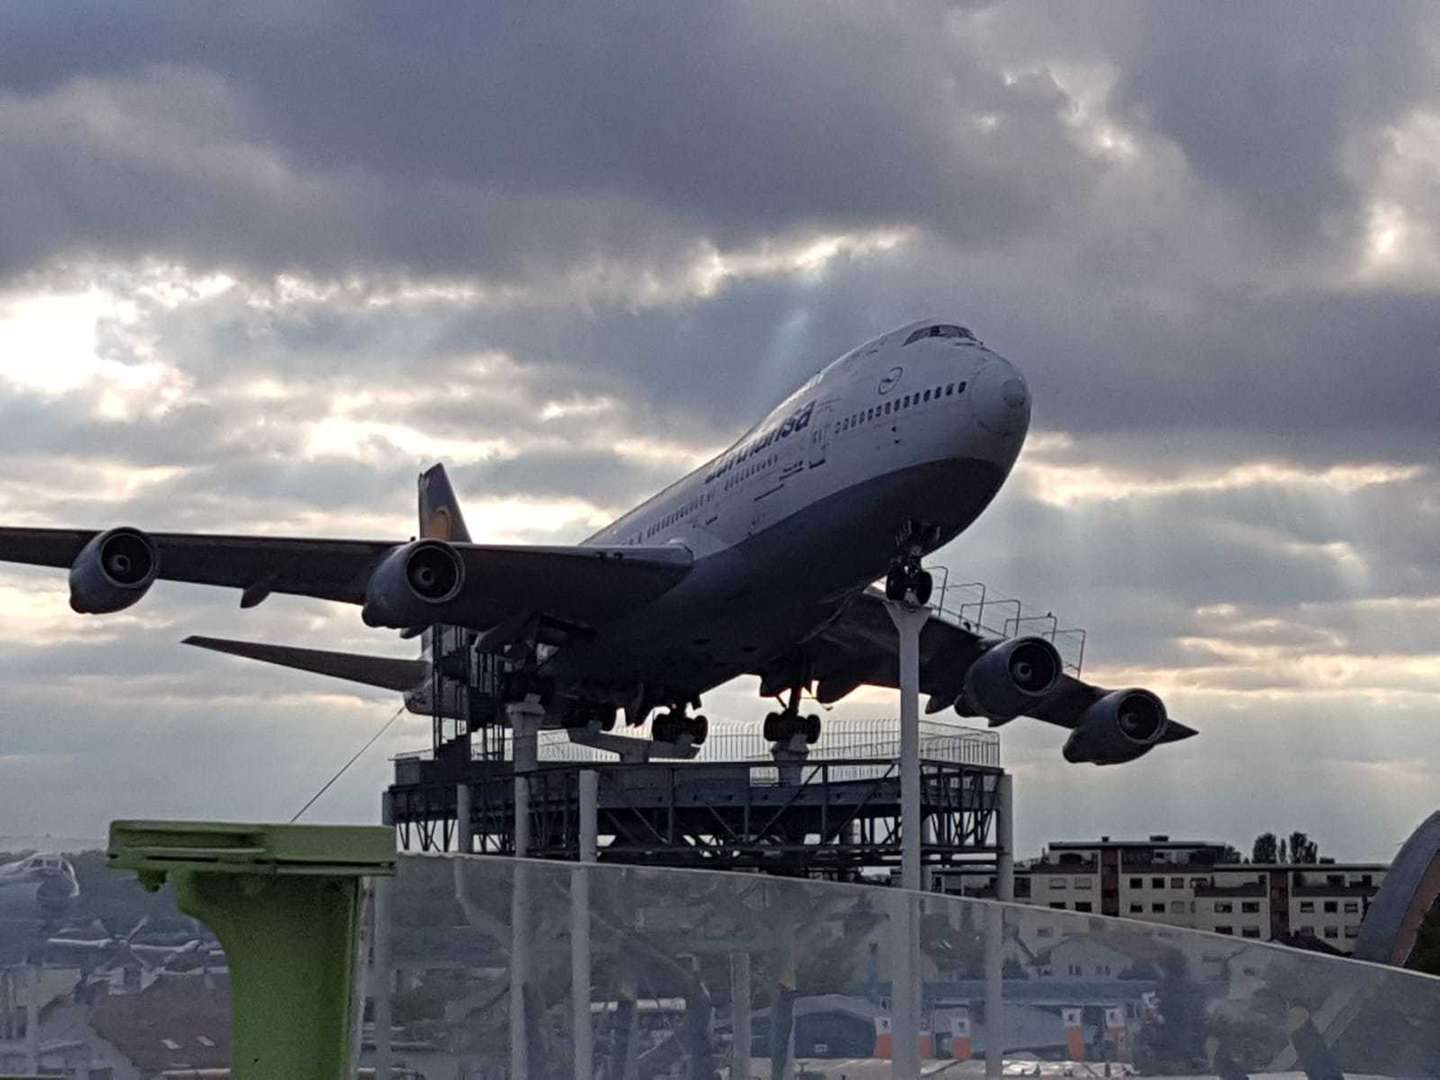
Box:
left=1190, top=877, right=1208, bottom=888
left=1075, top=878, right=1093, bottom=890
left=1170, top=901, right=1186, bottom=914
left=1323, top=901, right=1338, bottom=914
left=1049, top=902, right=1066, bottom=910
left=1344, top=901, right=1359, bottom=914
left=1170, top=877, right=1185, bottom=888
left=1049, top=878, right=1068, bottom=889
left=1075, top=902, right=1093, bottom=913
left=1324, top=926, right=1340, bottom=940
left=1152, top=877, right=1165, bottom=889
left=1216, top=926, right=1233, bottom=935
left=1242, top=927, right=1261, bottom=939
left=1300, top=901, right=1315, bottom=913
left=1215, top=902, right=1233, bottom=914
left=1241, top=902, right=1260, bottom=914
left=1129, top=877, right=1143, bottom=889
left=1129, top=904, right=1143, bottom=914
left=1151, top=903, right=1165, bottom=914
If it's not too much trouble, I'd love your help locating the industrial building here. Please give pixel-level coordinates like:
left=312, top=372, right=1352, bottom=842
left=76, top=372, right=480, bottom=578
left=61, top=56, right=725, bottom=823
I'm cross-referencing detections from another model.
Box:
left=936, top=834, right=1387, bottom=954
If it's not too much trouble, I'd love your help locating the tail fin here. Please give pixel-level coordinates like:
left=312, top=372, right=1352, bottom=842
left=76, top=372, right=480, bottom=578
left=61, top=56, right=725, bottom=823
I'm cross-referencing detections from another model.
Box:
left=183, top=636, right=429, bottom=692
left=419, top=463, right=472, bottom=542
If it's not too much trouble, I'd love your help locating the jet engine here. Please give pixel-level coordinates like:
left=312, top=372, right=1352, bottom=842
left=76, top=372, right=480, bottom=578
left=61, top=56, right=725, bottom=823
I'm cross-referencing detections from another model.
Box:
left=961, top=635, right=1062, bottom=720
left=362, top=539, right=465, bottom=628
left=1062, top=688, right=1168, bottom=765
left=68, top=527, right=158, bottom=613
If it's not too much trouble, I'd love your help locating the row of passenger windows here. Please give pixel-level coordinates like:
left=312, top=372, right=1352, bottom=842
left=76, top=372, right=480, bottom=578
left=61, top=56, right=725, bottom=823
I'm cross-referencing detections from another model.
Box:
left=838, top=381, right=965, bottom=433
left=723, top=452, right=778, bottom=490
left=640, top=492, right=709, bottom=540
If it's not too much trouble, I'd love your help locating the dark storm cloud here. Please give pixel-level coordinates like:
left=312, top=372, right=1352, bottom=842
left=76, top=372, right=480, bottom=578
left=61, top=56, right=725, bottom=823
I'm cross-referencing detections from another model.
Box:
left=0, top=3, right=1101, bottom=282
left=1113, top=2, right=1429, bottom=251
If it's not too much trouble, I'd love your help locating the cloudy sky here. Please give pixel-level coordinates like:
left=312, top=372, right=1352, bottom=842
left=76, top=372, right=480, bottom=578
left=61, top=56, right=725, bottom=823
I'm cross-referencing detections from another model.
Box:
left=0, top=2, right=1435, bottom=861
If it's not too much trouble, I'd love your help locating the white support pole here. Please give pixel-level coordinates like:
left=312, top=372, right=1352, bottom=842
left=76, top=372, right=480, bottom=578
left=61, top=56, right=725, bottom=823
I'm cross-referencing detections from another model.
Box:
left=984, top=899, right=1004, bottom=1079
left=885, top=599, right=928, bottom=1080
left=996, top=775, right=1014, bottom=903
left=457, top=781, right=474, bottom=854
left=884, top=600, right=930, bottom=894
left=372, top=878, right=394, bottom=1080
left=573, top=770, right=598, bottom=1080
left=25, top=965, right=39, bottom=1076
left=508, top=701, right=544, bottom=1080
left=731, top=951, right=752, bottom=1080
left=984, top=776, right=1013, bottom=1078
left=887, top=890, right=921, bottom=1080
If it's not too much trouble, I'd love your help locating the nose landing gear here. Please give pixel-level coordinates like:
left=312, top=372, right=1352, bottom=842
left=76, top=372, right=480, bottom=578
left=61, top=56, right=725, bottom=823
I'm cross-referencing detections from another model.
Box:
left=885, top=520, right=935, bottom=606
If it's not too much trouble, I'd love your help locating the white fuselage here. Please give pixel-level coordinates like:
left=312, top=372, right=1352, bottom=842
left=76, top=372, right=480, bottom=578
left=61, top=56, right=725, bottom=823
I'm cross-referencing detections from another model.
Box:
left=586, top=319, right=1030, bottom=557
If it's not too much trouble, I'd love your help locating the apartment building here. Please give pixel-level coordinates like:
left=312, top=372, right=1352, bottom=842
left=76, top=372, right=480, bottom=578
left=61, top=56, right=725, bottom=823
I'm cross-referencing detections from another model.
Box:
left=937, top=834, right=1386, bottom=954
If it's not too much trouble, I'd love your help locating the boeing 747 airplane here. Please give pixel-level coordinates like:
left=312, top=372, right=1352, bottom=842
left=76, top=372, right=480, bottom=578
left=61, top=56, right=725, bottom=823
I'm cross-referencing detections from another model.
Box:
left=0, top=319, right=1194, bottom=764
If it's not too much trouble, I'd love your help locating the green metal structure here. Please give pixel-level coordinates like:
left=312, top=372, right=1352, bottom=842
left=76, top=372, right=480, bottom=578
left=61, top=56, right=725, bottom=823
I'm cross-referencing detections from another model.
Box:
left=108, top=819, right=395, bottom=1080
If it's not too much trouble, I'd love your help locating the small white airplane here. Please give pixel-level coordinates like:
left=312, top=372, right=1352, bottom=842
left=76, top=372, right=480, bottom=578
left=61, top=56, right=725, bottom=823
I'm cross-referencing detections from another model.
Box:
left=0, top=319, right=1194, bottom=764
left=0, top=852, right=80, bottom=924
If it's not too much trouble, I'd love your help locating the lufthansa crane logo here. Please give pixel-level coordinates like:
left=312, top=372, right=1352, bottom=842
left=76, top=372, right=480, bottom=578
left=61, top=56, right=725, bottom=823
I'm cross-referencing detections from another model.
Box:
left=878, top=366, right=903, bottom=395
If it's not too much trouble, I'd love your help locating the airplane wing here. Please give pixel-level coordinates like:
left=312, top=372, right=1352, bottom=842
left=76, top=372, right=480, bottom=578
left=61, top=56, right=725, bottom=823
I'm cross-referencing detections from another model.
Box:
left=0, top=527, right=692, bottom=629
left=802, top=587, right=1196, bottom=743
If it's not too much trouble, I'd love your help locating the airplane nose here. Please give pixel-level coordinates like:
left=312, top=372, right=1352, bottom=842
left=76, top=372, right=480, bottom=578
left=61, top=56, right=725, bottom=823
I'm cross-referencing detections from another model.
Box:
left=970, top=355, right=1031, bottom=437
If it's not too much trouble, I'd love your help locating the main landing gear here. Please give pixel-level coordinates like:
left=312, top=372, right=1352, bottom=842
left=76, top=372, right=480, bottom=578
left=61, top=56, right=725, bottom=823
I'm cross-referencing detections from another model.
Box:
left=884, top=521, right=934, bottom=606
left=652, top=705, right=709, bottom=746
left=763, top=687, right=822, bottom=745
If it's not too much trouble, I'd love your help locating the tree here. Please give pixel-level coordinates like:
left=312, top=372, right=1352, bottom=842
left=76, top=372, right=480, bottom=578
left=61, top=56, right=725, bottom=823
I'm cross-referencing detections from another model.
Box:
left=1278, top=839, right=1289, bottom=864
left=1288, top=831, right=1318, bottom=863
left=1252, top=833, right=1278, bottom=864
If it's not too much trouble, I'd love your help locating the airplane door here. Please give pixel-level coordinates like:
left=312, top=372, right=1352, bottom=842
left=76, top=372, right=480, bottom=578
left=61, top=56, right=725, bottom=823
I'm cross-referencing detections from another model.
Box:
left=807, top=402, right=834, bottom=467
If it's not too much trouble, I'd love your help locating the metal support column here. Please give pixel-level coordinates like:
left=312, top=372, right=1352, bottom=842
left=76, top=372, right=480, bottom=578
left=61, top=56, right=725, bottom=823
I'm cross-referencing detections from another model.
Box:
left=996, top=775, right=1014, bottom=903
left=573, top=770, right=597, bottom=1080
left=884, top=600, right=930, bottom=892
left=371, top=878, right=394, bottom=1080
left=507, top=701, right=544, bottom=1080
left=985, top=775, right=1013, bottom=1080
left=885, top=599, right=928, bottom=1080
left=456, top=781, right=473, bottom=854
left=731, top=951, right=752, bottom=1080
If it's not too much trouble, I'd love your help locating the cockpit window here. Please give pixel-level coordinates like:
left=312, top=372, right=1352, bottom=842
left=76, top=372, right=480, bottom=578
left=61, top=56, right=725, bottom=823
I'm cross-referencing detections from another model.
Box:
left=903, top=324, right=974, bottom=346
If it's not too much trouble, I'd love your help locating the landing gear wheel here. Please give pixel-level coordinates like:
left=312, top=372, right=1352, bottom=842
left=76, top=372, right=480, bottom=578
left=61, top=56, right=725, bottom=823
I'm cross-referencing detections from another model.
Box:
left=688, top=714, right=709, bottom=745
left=885, top=564, right=932, bottom=605
left=803, top=713, right=822, bottom=744
left=911, top=569, right=933, bottom=606
left=652, top=712, right=676, bottom=743
left=763, top=712, right=781, bottom=742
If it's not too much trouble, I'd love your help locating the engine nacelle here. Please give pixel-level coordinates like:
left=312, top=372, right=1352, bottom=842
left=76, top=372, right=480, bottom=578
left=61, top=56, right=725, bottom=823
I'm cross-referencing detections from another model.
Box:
left=961, top=635, right=1063, bottom=720
left=68, top=527, right=158, bottom=614
left=1062, top=688, right=1168, bottom=765
left=361, top=539, right=465, bottom=629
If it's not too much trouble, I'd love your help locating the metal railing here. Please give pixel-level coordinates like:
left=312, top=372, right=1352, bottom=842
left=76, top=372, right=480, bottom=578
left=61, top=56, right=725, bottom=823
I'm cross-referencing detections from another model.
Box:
left=395, top=716, right=999, bottom=769
left=925, top=570, right=1087, bottom=677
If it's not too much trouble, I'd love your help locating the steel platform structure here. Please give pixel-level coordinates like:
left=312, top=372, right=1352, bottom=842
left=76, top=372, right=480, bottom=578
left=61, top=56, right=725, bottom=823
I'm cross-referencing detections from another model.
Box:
left=385, top=723, right=1006, bottom=878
